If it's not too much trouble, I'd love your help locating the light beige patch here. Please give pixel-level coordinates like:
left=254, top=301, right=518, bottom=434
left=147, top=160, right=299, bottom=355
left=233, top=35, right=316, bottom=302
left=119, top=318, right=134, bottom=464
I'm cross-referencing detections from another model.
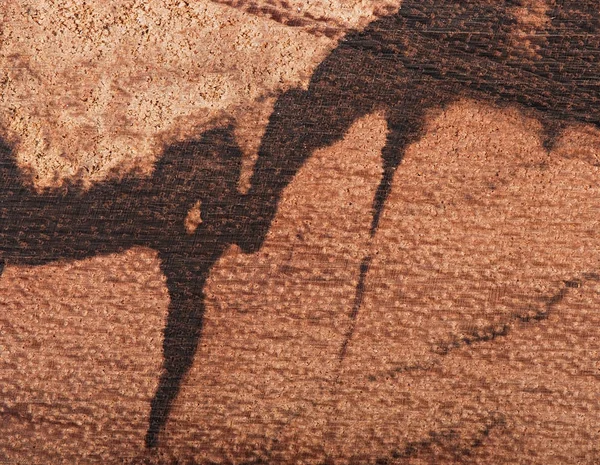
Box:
left=0, top=0, right=399, bottom=189
left=509, top=0, right=551, bottom=58
left=184, top=200, right=203, bottom=234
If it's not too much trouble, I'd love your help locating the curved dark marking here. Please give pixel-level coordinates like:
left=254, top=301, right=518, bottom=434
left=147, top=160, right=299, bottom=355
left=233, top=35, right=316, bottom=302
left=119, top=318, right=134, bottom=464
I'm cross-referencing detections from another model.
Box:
left=433, top=275, right=596, bottom=356
left=244, top=0, right=600, bottom=258
left=242, top=0, right=600, bottom=381
left=388, top=413, right=505, bottom=461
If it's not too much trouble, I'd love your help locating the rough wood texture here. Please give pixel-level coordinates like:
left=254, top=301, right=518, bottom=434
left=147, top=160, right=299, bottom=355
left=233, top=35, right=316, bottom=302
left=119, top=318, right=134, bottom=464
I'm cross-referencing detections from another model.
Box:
left=1, top=1, right=600, bottom=463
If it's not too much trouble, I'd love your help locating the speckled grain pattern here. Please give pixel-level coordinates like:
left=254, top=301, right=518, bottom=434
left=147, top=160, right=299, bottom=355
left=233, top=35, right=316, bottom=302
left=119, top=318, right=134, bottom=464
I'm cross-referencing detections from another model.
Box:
left=1, top=1, right=600, bottom=464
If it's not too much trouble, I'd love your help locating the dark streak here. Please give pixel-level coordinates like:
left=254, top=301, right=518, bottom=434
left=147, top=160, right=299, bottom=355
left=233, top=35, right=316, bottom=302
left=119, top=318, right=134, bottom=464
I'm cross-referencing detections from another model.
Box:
left=387, top=414, right=505, bottom=461
left=515, top=286, right=567, bottom=323
left=0, top=129, right=248, bottom=448
left=434, top=274, right=592, bottom=356
left=338, top=255, right=372, bottom=361
left=434, top=323, right=511, bottom=356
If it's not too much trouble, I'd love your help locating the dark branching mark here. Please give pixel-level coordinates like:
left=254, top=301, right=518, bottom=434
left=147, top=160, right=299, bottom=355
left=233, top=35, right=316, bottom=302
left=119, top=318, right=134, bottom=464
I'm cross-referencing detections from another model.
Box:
left=167, top=414, right=506, bottom=465
left=515, top=287, right=568, bottom=324
left=433, top=274, right=595, bottom=356
left=380, top=413, right=506, bottom=463
left=242, top=0, right=600, bottom=378
left=0, top=128, right=249, bottom=449
left=433, top=324, right=511, bottom=356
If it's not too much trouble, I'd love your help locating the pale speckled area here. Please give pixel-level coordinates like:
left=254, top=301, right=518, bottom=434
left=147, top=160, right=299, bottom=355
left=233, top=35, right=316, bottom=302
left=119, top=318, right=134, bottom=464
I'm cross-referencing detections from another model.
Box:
left=0, top=0, right=396, bottom=188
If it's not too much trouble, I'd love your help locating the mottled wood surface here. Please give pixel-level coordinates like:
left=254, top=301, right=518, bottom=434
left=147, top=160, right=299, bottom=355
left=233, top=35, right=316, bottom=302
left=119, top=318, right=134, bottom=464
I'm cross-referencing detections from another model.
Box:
left=1, top=1, right=600, bottom=464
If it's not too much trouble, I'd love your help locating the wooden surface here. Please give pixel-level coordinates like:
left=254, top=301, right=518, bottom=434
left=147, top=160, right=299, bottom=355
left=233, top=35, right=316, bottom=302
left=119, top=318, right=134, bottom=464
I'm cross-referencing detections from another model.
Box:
left=1, top=1, right=600, bottom=464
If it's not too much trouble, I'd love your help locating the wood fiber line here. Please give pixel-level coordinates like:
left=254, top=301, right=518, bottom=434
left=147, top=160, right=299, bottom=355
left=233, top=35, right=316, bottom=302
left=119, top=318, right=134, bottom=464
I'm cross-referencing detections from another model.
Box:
left=338, top=254, right=372, bottom=361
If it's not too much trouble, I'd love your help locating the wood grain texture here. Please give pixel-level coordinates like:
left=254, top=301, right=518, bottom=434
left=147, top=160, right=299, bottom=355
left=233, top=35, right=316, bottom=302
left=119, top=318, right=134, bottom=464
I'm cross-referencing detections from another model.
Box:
left=1, top=1, right=600, bottom=463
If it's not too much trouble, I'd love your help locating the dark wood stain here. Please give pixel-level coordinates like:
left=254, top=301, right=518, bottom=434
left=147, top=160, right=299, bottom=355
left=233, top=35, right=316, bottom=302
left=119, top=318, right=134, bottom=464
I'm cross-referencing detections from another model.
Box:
left=1, top=0, right=599, bottom=454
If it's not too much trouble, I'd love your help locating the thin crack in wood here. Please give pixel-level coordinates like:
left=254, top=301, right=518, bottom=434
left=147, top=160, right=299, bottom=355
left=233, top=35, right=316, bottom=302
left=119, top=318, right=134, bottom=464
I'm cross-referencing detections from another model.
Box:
left=338, top=254, right=372, bottom=362
left=432, top=274, right=595, bottom=356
